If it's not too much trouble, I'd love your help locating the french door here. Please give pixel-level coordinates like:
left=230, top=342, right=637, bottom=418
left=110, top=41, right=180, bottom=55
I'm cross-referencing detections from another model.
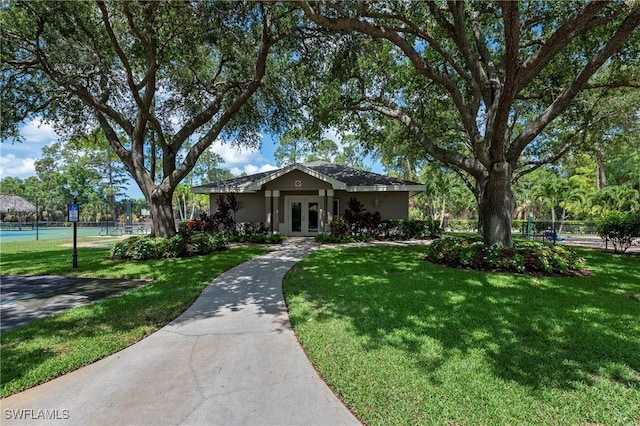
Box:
left=286, top=197, right=319, bottom=236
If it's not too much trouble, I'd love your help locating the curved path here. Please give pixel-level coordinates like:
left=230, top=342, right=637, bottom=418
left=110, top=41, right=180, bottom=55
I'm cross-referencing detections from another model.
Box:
left=1, top=240, right=360, bottom=425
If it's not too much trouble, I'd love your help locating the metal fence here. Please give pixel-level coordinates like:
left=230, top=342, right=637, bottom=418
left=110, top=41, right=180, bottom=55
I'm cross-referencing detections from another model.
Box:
left=1, top=195, right=152, bottom=239
left=445, top=219, right=599, bottom=235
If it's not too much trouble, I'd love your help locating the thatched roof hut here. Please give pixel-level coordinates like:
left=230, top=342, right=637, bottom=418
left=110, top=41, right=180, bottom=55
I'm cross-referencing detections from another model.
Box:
left=0, top=194, right=37, bottom=214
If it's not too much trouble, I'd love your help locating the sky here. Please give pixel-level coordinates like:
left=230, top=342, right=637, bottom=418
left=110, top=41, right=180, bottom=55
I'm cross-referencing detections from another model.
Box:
left=0, top=119, right=383, bottom=200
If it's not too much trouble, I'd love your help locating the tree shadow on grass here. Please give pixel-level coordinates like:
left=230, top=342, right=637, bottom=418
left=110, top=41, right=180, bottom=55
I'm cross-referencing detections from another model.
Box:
left=285, top=246, right=640, bottom=392
left=0, top=246, right=267, bottom=396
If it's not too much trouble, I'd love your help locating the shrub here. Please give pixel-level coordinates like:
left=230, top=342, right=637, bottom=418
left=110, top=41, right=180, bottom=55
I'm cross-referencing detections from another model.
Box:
left=329, top=216, right=349, bottom=237
left=424, top=238, right=587, bottom=276
left=166, top=233, right=188, bottom=258
left=212, top=194, right=237, bottom=232
left=344, top=196, right=368, bottom=235
left=185, top=213, right=220, bottom=234
left=263, top=234, right=286, bottom=244
left=448, top=220, right=476, bottom=232
left=109, top=231, right=229, bottom=260
left=400, top=219, right=442, bottom=239
left=131, top=236, right=168, bottom=260
left=316, top=233, right=372, bottom=244
left=596, top=211, right=640, bottom=253
left=235, top=222, right=268, bottom=238
left=110, top=236, right=168, bottom=260
left=187, top=231, right=226, bottom=255
left=110, top=236, right=141, bottom=260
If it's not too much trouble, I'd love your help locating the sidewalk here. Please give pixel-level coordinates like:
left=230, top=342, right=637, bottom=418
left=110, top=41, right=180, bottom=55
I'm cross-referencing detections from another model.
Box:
left=1, top=239, right=360, bottom=425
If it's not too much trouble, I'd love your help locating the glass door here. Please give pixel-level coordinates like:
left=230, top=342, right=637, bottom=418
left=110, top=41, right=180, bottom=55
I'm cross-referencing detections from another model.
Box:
left=308, top=202, right=318, bottom=233
left=287, top=197, right=320, bottom=236
left=291, top=201, right=302, bottom=232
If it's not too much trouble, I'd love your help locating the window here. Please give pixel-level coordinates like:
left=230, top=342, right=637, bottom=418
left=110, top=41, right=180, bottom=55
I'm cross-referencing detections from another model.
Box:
left=333, top=199, right=340, bottom=217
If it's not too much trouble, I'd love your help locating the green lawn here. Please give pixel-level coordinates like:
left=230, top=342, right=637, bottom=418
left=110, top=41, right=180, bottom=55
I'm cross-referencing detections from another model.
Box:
left=283, top=246, right=640, bottom=425
left=0, top=238, right=268, bottom=397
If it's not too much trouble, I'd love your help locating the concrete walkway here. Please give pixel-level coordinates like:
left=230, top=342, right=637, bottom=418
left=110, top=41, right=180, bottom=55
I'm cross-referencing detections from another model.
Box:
left=1, top=239, right=360, bottom=425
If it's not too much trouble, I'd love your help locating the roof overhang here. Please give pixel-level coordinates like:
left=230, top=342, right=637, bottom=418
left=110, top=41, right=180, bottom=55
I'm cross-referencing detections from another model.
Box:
left=244, top=163, right=348, bottom=191
left=191, top=163, right=426, bottom=195
left=192, top=186, right=257, bottom=194
left=346, top=185, right=426, bottom=196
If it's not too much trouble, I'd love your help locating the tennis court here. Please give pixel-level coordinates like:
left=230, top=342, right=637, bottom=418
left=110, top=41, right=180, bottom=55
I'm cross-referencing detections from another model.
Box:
left=1, top=226, right=107, bottom=243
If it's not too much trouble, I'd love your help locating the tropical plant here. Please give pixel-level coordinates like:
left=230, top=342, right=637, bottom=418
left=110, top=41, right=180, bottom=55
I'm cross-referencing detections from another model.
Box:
left=596, top=211, right=640, bottom=253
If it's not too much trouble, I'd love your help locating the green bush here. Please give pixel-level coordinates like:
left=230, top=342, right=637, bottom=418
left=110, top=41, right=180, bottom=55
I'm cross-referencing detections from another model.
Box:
left=184, top=232, right=228, bottom=256
left=131, top=236, right=168, bottom=260
left=399, top=219, right=442, bottom=239
left=329, top=216, right=349, bottom=238
left=425, top=238, right=587, bottom=276
left=110, top=236, right=141, bottom=260
left=448, top=220, right=476, bottom=232
left=596, top=211, right=640, bottom=253
left=315, top=233, right=372, bottom=244
left=110, top=231, right=229, bottom=260
left=166, top=233, right=188, bottom=258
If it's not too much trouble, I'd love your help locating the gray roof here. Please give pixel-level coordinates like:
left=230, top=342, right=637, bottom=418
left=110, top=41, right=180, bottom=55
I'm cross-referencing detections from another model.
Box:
left=192, top=161, right=425, bottom=194
left=304, top=161, right=418, bottom=186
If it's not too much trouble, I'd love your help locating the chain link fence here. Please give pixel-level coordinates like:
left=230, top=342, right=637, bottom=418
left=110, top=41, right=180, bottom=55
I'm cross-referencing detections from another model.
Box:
left=0, top=195, right=151, bottom=236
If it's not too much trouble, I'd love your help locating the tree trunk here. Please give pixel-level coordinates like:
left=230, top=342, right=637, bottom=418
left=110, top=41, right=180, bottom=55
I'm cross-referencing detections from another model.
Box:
left=149, top=190, right=177, bottom=238
left=558, top=208, right=567, bottom=234
left=597, top=157, right=607, bottom=189
left=479, top=162, right=515, bottom=247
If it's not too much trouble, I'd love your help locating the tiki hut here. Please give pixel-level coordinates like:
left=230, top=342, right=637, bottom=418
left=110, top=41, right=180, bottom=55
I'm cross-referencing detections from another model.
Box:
left=0, top=194, right=37, bottom=229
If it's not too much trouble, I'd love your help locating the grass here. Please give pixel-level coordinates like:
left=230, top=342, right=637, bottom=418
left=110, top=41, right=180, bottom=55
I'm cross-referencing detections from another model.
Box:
left=283, top=245, right=640, bottom=425
left=0, top=238, right=269, bottom=397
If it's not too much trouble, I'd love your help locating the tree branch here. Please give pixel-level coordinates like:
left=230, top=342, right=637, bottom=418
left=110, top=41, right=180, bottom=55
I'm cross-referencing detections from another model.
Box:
left=365, top=99, right=486, bottom=180
left=508, top=5, right=640, bottom=163
left=96, top=1, right=145, bottom=109
left=298, top=1, right=481, bottom=155
left=516, top=1, right=615, bottom=92
left=168, top=3, right=278, bottom=189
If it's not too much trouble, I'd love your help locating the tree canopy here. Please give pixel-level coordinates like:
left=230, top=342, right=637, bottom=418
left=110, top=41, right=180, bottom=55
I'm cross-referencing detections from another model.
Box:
left=1, top=0, right=299, bottom=237
left=295, top=0, right=640, bottom=246
left=3, top=1, right=639, bottom=243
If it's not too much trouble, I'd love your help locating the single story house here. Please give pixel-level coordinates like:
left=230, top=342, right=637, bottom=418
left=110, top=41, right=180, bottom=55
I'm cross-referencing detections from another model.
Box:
left=191, top=161, right=425, bottom=236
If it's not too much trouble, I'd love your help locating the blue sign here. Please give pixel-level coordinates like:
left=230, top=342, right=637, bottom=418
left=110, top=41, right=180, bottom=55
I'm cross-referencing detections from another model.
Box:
left=68, top=204, right=79, bottom=222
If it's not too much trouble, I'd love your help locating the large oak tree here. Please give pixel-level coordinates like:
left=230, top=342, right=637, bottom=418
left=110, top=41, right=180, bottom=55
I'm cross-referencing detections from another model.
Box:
left=297, top=0, right=640, bottom=246
left=2, top=0, right=297, bottom=237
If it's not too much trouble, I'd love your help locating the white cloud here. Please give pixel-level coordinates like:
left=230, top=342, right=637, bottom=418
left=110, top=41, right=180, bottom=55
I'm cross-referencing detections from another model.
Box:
left=20, top=119, right=59, bottom=144
left=0, top=154, right=36, bottom=178
left=208, top=139, right=266, bottom=165
left=230, top=163, right=278, bottom=176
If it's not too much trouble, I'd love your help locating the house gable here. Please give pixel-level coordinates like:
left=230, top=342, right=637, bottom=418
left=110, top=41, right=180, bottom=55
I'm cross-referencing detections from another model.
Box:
left=264, top=169, right=333, bottom=191
left=192, top=161, right=425, bottom=195
left=245, top=163, right=346, bottom=191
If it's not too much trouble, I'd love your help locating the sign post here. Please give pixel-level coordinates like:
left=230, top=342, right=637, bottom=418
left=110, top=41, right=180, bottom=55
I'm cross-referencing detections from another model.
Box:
left=68, top=197, right=79, bottom=268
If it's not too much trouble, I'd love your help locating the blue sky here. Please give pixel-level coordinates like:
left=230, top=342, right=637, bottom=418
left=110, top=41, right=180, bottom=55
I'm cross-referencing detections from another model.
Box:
left=0, top=119, right=384, bottom=199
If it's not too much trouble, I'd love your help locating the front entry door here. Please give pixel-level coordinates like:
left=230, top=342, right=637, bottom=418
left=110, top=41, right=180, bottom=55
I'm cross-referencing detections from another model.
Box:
left=287, top=197, right=319, bottom=236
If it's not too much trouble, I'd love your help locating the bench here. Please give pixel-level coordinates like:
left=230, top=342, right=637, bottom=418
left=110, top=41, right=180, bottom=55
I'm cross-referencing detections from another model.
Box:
left=544, top=230, right=564, bottom=243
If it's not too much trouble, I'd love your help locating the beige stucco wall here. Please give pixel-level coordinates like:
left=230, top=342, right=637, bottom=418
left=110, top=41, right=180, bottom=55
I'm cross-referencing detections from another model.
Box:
left=209, top=193, right=265, bottom=223
left=332, top=191, right=409, bottom=219
left=265, top=170, right=332, bottom=191
left=209, top=191, right=410, bottom=228
left=205, top=167, right=413, bottom=235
